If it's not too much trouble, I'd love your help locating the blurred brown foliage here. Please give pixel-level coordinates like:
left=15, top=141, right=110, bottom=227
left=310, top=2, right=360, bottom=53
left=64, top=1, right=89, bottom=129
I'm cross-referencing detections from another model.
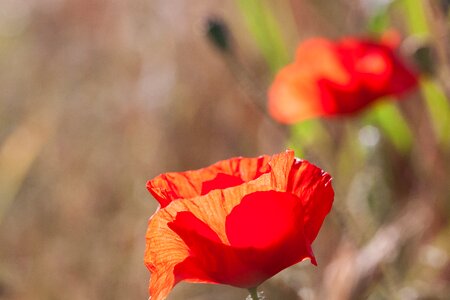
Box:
left=0, top=0, right=284, bottom=299
left=0, top=0, right=449, bottom=300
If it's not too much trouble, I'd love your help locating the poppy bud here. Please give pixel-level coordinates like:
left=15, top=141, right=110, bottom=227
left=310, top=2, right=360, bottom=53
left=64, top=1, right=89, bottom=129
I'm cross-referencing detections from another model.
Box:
left=403, top=35, right=435, bottom=76
left=412, top=44, right=435, bottom=76
left=205, top=17, right=231, bottom=52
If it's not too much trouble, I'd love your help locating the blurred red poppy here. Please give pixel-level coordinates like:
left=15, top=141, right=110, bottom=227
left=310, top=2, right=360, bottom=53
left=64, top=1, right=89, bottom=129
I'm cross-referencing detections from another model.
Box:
left=268, top=33, right=419, bottom=123
left=144, top=150, right=334, bottom=300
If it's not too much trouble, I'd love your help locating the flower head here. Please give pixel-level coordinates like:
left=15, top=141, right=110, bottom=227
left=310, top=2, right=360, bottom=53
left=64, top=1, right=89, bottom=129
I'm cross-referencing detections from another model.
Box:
left=268, top=33, right=418, bottom=123
left=144, top=150, right=334, bottom=300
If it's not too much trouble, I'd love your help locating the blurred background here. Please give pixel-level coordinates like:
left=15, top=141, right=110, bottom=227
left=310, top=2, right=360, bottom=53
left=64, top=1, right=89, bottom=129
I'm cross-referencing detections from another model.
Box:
left=0, top=0, right=449, bottom=299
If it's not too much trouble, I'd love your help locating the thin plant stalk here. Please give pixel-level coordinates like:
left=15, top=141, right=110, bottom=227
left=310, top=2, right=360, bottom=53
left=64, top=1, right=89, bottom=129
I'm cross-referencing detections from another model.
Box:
left=248, top=287, right=260, bottom=300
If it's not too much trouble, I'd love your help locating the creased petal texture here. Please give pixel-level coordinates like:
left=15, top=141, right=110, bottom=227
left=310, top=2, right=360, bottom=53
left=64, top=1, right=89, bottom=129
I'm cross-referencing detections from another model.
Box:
left=144, top=150, right=334, bottom=300
left=287, top=158, right=334, bottom=242
left=268, top=33, right=419, bottom=124
left=147, top=154, right=272, bottom=208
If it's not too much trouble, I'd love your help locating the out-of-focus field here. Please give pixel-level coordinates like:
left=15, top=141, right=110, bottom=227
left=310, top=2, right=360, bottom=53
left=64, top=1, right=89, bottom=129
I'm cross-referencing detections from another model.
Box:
left=0, top=0, right=449, bottom=299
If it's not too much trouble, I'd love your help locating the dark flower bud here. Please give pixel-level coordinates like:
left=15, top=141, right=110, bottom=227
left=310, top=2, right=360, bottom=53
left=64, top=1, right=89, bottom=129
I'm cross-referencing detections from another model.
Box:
left=205, top=17, right=231, bottom=52
left=412, top=44, right=435, bottom=76
left=403, top=35, right=436, bottom=76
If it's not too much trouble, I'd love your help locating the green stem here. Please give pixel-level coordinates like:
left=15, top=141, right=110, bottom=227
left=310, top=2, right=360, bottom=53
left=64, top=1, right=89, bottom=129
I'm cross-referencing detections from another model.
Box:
left=248, top=287, right=259, bottom=300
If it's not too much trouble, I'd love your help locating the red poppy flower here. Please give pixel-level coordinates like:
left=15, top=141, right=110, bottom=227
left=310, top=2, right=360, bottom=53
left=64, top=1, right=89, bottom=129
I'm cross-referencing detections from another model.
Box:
left=144, top=150, right=334, bottom=300
left=268, top=33, right=419, bottom=123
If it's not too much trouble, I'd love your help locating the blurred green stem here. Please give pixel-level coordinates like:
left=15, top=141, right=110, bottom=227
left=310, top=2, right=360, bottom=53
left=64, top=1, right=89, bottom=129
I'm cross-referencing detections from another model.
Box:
left=248, top=287, right=259, bottom=300
left=235, top=0, right=290, bottom=73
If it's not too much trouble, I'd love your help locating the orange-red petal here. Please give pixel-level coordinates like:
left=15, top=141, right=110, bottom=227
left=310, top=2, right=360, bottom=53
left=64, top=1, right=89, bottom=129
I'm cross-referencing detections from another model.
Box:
left=144, top=150, right=333, bottom=299
left=268, top=64, right=323, bottom=123
left=168, top=191, right=314, bottom=289
left=269, top=38, right=352, bottom=123
left=147, top=155, right=272, bottom=208
left=287, top=159, right=334, bottom=242
left=145, top=175, right=275, bottom=300
left=268, top=34, right=419, bottom=123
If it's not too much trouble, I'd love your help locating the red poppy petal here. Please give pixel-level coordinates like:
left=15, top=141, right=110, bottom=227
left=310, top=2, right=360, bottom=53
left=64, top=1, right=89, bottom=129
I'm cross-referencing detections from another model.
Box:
left=145, top=150, right=320, bottom=298
left=201, top=173, right=245, bottom=195
left=168, top=216, right=241, bottom=286
left=168, top=211, right=222, bottom=244
left=144, top=209, right=190, bottom=300
left=268, top=65, right=323, bottom=123
left=385, top=54, right=418, bottom=96
left=336, top=38, right=417, bottom=105
left=269, top=38, right=353, bottom=123
left=287, top=159, right=334, bottom=242
left=168, top=212, right=222, bottom=284
left=147, top=155, right=272, bottom=207
left=268, top=34, right=418, bottom=122
left=145, top=171, right=277, bottom=299
left=267, top=149, right=297, bottom=190
left=357, top=51, right=393, bottom=90
left=145, top=213, right=220, bottom=300
left=224, top=191, right=315, bottom=287
left=295, top=38, right=351, bottom=85
left=170, top=191, right=315, bottom=289
left=226, top=191, right=300, bottom=249
left=318, top=79, right=374, bottom=115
